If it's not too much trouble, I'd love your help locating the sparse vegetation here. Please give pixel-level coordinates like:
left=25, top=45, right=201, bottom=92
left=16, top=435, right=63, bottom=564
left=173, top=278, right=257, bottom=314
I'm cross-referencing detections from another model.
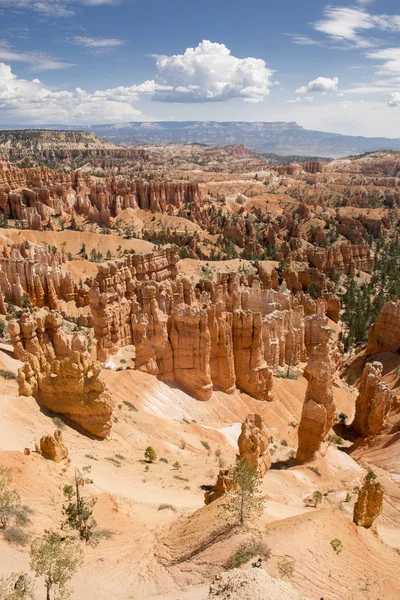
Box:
left=201, top=440, right=211, bottom=451
left=123, top=400, right=138, bottom=412
left=224, top=459, right=264, bottom=526
left=144, top=447, right=157, bottom=463
left=277, top=556, right=295, bottom=579
left=0, top=369, right=17, bottom=381
left=0, top=467, right=31, bottom=538
left=307, top=466, right=321, bottom=477
left=226, top=536, right=271, bottom=569
left=330, top=538, right=343, bottom=554
left=30, top=532, right=83, bottom=600
left=0, top=573, right=36, bottom=600
left=62, top=466, right=97, bottom=544
left=3, top=527, right=29, bottom=547
left=312, top=491, right=323, bottom=508
left=51, top=416, right=66, bottom=430
left=158, top=504, right=177, bottom=512
left=172, top=461, right=181, bottom=470
left=365, top=471, right=377, bottom=482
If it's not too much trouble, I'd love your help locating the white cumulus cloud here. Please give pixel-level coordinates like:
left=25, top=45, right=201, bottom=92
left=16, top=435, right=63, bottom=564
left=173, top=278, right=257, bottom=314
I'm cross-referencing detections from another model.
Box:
left=296, top=77, right=339, bottom=94
left=152, top=40, right=274, bottom=103
left=0, top=62, right=144, bottom=123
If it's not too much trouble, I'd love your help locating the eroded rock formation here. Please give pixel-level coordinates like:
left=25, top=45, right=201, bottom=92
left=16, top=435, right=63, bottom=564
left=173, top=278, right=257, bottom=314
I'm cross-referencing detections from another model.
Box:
left=238, top=414, right=271, bottom=476
left=39, top=429, right=68, bottom=462
left=8, top=309, right=87, bottom=362
left=0, top=157, right=201, bottom=229
left=353, top=479, right=384, bottom=528
left=204, top=469, right=232, bottom=505
left=0, top=242, right=87, bottom=309
left=366, top=300, right=400, bottom=356
left=296, top=327, right=337, bottom=463
left=18, top=352, right=113, bottom=438
left=10, top=308, right=114, bottom=438
left=352, top=362, right=393, bottom=437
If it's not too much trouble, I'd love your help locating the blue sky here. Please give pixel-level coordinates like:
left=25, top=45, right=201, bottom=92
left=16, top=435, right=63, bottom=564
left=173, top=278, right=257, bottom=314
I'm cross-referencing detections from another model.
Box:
left=1, top=0, right=400, bottom=136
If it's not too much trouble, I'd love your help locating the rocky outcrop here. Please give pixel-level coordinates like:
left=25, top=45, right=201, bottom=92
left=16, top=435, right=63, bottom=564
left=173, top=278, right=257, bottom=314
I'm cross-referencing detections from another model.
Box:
left=296, top=327, right=337, bottom=464
left=208, top=568, right=311, bottom=600
left=10, top=308, right=114, bottom=438
left=204, top=469, right=232, bottom=505
left=353, top=479, right=384, bottom=528
left=238, top=414, right=271, bottom=477
left=88, top=260, right=333, bottom=402
left=366, top=301, right=400, bottom=356
left=233, top=311, right=272, bottom=400
left=0, top=157, right=201, bottom=229
left=352, top=362, right=393, bottom=437
left=8, top=309, right=87, bottom=362
left=18, top=352, right=114, bottom=438
left=0, top=242, right=85, bottom=309
left=39, top=429, right=68, bottom=462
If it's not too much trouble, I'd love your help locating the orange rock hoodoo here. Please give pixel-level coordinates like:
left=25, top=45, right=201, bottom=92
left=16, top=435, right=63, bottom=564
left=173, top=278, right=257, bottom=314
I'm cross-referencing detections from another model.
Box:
left=88, top=251, right=334, bottom=401
left=296, top=327, right=338, bottom=464
left=352, top=362, right=393, bottom=437
left=0, top=157, right=201, bottom=229
left=353, top=479, right=384, bottom=529
left=366, top=300, right=400, bottom=356
left=238, top=414, right=271, bottom=477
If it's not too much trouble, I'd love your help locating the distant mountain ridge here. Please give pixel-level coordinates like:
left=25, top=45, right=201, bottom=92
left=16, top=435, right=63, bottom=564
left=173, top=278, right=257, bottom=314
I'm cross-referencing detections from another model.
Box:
left=2, top=121, right=400, bottom=158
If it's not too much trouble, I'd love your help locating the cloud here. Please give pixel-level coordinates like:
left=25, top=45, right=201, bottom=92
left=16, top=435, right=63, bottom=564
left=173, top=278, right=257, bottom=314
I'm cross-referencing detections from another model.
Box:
left=313, top=7, right=376, bottom=47
left=0, top=42, right=74, bottom=70
left=286, top=35, right=320, bottom=46
left=287, top=96, right=314, bottom=104
left=388, top=92, right=400, bottom=107
left=296, top=77, right=338, bottom=94
left=0, top=62, right=145, bottom=123
left=367, top=48, right=400, bottom=74
left=0, top=42, right=275, bottom=123
left=72, top=36, right=124, bottom=48
left=152, top=40, right=274, bottom=103
left=0, top=0, right=120, bottom=17
left=356, top=0, right=374, bottom=4
left=313, top=6, right=400, bottom=48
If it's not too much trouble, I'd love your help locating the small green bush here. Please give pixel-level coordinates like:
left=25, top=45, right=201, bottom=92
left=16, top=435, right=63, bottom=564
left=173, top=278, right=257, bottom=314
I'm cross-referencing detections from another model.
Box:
left=145, top=447, right=157, bottom=463
left=307, top=466, right=321, bottom=477
left=330, top=538, right=343, bottom=554
left=226, top=536, right=271, bottom=569
left=201, top=441, right=211, bottom=451
left=277, top=556, right=295, bottom=579
left=51, top=416, right=66, bottom=430
left=0, top=369, right=17, bottom=380
left=172, top=461, right=181, bottom=470
left=158, top=504, right=177, bottom=512
left=3, top=527, right=29, bottom=546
